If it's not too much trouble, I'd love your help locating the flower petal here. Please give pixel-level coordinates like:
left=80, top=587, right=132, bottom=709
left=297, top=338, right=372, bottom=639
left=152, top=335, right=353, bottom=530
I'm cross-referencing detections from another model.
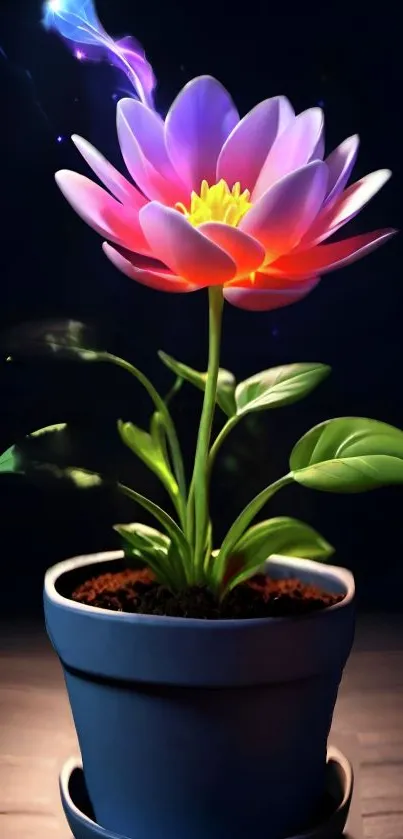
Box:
left=165, top=76, right=239, bottom=191
left=117, top=99, right=188, bottom=204
left=224, top=276, right=320, bottom=311
left=55, top=170, right=151, bottom=254
left=241, top=161, right=328, bottom=262
left=198, top=222, right=265, bottom=277
left=139, top=203, right=237, bottom=286
left=309, top=131, right=325, bottom=161
left=269, top=229, right=396, bottom=278
left=323, top=134, right=360, bottom=207
left=252, top=108, right=324, bottom=201
left=216, top=96, right=294, bottom=192
left=71, top=135, right=147, bottom=209
left=299, top=169, right=392, bottom=248
left=102, top=243, right=196, bottom=292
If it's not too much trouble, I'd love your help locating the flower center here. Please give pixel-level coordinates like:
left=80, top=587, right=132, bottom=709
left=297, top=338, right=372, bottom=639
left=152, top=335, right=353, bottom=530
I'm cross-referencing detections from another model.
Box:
left=176, top=179, right=252, bottom=227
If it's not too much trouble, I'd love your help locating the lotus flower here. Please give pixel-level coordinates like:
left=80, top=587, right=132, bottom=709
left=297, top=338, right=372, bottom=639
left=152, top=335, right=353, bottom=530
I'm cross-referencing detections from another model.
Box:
left=56, top=76, right=395, bottom=311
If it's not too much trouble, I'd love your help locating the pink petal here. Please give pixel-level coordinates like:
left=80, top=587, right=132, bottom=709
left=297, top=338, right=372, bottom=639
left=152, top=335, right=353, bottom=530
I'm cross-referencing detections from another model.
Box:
left=198, top=222, right=265, bottom=278
left=240, top=161, right=328, bottom=262
left=252, top=108, right=324, bottom=202
left=224, top=276, right=320, bottom=311
left=139, top=203, right=237, bottom=286
left=102, top=243, right=196, bottom=292
left=299, top=169, right=392, bottom=248
left=164, top=76, right=239, bottom=191
left=71, top=135, right=147, bottom=210
left=269, top=229, right=397, bottom=278
left=216, top=96, right=294, bottom=192
left=55, top=170, right=151, bottom=255
left=117, top=99, right=188, bottom=204
left=323, top=134, right=360, bottom=207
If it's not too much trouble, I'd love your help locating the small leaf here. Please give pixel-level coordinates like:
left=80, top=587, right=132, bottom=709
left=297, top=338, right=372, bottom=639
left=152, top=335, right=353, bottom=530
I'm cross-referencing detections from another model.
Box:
left=0, top=446, right=19, bottom=473
left=159, top=350, right=236, bottom=417
left=213, top=475, right=292, bottom=585
left=118, top=420, right=179, bottom=499
left=290, top=417, right=403, bottom=492
left=0, top=424, right=68, bottom=475
left=119, top=484, right=191, bottom=564
left=114, top=522, right=186, bottom=588
left=114, top=522, right=170, bottom=553
left=219, top=517, right=334, bottom=592
left=235, top=363, right=331, bottom=416
left=65, top=467, right=103, bottom=488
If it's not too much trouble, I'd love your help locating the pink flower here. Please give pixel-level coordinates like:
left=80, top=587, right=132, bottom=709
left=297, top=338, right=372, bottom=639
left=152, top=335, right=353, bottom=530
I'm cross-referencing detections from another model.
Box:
left=55, top=76, right=395, bottom=311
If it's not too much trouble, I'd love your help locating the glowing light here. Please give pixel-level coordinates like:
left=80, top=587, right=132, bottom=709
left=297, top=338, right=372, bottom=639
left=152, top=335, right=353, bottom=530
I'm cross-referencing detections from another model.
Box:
left=57, top=135, right=64, bottom=142
left=42, top=0, right=156, bottom=107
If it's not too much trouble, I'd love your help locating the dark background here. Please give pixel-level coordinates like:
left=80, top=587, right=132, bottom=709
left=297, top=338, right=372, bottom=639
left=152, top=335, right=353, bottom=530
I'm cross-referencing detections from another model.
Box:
left=0, top=0, right=401, bottom=617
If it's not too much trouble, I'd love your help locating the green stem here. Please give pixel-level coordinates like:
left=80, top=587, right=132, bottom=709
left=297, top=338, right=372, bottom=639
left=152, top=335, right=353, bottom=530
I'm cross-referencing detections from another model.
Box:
left=186, top=415, right=238, bottom=547
left=208, top=415, right=240, bottom=471
left=103, top=352, right=187, bottom=530
left=189, top=287, right=224, bottom=579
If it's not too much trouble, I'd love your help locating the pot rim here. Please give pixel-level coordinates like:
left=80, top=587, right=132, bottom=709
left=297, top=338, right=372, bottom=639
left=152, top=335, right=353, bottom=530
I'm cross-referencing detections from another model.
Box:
left=44, top=551, right=355, bottom=627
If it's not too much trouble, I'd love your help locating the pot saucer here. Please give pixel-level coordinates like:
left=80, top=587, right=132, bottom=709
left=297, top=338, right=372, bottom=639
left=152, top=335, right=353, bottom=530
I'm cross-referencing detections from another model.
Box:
left=59, top=745, right=353, bottom=839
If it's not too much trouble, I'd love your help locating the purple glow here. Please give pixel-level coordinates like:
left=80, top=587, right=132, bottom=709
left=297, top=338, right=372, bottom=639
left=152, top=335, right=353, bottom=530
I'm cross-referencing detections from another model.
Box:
left=57, top=135, right=64, bottom=142
left=42, top=0, right=156, bottom=107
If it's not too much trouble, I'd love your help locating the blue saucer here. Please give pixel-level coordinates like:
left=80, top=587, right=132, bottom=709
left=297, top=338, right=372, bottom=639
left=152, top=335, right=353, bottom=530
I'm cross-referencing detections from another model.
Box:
left=60, top=745, right=353, bottom=839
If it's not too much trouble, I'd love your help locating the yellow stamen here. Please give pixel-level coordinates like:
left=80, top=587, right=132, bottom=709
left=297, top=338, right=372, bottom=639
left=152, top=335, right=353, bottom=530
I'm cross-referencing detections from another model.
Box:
left=175, top=179, right=252, bottom=228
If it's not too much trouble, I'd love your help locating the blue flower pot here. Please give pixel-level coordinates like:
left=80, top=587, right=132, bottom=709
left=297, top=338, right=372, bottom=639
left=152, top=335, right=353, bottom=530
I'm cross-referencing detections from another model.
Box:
left=44, top=551, right=355, bottom=839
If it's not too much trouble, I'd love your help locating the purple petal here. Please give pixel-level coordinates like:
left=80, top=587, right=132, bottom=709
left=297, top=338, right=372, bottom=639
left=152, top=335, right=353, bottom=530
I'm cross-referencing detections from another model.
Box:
left=309, top=130, right=325, bottom=161
left=117, top=99, right=188, bottom=204
left=323, top=134, right=360, bottom=207
left=139, top=202, right=237, bottom=286
left=164, top=76, right=239, bottom=191
left=252, top=108, right=324, bottom=202
left=240, top=161, right=328, bottom=262
left=299, top=169, right=392, bottom=248
left=72, top=135, right=147, bottom=208
left=224, top=277, right=320, bottom=311
left=216, top=96, right=294, bottom=192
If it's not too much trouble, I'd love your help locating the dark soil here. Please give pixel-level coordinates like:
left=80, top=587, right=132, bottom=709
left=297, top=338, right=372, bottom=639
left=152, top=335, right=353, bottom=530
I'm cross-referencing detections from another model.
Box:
left=72, top=568, right=344, bottom=618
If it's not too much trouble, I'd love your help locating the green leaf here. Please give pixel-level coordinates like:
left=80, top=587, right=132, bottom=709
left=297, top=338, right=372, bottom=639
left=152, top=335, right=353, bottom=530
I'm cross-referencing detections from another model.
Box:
left=290, top=417, right=403, bottom=492
left=115, top=522, right=170, bottom=553
left=114, top=522, right=174, bottom=585
left=0, top=446, right=19, bottom=472
left=219, top=517, right=334, bottom=593
left=235, top=363, right=331, bottom=416
left=0, top=424, right=68, bottom=475
left=213, top=475, right=292, bottom=585
left=119, top=484, right=190, bottom=564
left=159, top=350, right=236, bottom=417
left=114, top=522, right=187, bottom=588
left=118, top=420, right=179, bottom=500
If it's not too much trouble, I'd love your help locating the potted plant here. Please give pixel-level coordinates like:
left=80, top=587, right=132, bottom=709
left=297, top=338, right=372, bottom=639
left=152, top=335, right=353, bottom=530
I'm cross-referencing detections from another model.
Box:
left=2, top=2, right=402, bottom=838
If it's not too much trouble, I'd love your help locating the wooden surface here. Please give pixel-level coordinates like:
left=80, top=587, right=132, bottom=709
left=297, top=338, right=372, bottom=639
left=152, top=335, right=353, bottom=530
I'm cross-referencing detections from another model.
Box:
left=0, top=616, right=402, bottom=839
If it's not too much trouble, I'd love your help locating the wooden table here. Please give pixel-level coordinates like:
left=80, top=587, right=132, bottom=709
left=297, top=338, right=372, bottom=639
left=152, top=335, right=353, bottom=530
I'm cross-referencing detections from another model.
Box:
left=1, top=616, right=402, bottom=839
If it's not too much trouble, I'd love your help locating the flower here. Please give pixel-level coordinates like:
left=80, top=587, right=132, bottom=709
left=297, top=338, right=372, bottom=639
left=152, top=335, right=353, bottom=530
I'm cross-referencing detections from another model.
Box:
left=55, top=76, right=395, bottom=312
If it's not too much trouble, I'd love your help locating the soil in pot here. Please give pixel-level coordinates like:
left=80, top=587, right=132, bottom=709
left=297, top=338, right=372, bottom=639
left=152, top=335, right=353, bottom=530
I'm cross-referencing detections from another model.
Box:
left=72, top=568, right=344, bottom=619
